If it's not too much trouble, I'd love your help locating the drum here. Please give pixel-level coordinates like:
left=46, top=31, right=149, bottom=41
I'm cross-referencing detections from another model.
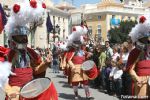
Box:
left=81, top=60, right=98, bottom=80
left=20, top=77, right=58, bottom=100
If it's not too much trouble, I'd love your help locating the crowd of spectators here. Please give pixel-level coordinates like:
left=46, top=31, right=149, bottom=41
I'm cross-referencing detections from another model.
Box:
left=32, top=39, right=134, bottom=99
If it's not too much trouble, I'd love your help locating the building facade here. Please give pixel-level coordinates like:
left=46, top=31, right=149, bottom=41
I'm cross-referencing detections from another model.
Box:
left=70, top=0, right=150, bottom=42
left=0, top=0, right=70, bottom=49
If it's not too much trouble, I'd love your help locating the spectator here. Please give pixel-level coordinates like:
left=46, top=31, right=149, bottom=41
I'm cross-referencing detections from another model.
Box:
left=105, top=41, right=113, bottom=67
left=52, top=46, right=60, bottom=73
left=99, top=45, right=107, bottom=91
left=92, top=46, right=101, bottom=87
left=110, top=60, right=123, bottom=97
left=112, top=45, right=120, bottom=62
left=120, top=43, right=131, bottom=95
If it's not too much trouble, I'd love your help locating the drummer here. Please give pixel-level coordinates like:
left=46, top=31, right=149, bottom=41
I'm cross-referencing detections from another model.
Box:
left=2, top=1, right=55, bottom=100
left=66, top=25, right=93, bottom=100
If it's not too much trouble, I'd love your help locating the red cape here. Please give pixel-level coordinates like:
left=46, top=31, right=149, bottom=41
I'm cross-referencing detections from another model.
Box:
left=126, top=48, right=141, bottom=72
left=66, top=49, right=75, bottom=62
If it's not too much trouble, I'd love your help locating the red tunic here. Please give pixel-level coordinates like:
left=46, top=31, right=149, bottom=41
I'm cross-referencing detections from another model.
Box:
left=72, top=55, right=85, bottom=64
left=126, top=48, right=150, bottom=95
left=8, top=47, right=42, bottom=87
left=66, top=48, right=75, bottom=62
left=126, top=48, right=141, bottom=72
left=136, top=60, right=150, bottom=76
left=126, top=48, right=150, bottom=76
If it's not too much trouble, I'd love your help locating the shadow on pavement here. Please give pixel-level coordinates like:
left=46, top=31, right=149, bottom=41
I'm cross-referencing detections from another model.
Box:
left=59, top=93, right=88, bottom=100
left=56, top=75, right=66, bottom=78
left=59, top=93, right=75, bottom=100
left=58, top=81, right=72, bottom=88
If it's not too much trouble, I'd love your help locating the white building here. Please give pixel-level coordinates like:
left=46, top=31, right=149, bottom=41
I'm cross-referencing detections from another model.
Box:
left=0, top=0, right=70, bottom=49
left=69, top=0, right=150, bottom=41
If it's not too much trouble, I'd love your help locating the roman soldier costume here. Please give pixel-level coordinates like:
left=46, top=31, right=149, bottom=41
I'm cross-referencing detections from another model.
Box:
left=0, top=0, right=58, bottom=100
left=126, top=15, right=150, bottom=98
left=64, top=25, right=94, bottom=100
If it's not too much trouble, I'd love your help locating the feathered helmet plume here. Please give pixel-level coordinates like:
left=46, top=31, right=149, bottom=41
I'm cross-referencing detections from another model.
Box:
left=55, top=41, right=68, bottom=51
left=67, top=25, right=88, bottom=47
left=4, top=0, right=46, bottom=38
left=129, top=14, right=150, bottom=43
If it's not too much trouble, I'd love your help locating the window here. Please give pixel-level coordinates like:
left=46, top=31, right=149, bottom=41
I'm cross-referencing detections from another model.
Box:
left=98, top=16, right=101, bottom=20
left=97, top=25, right=101, bottom=39
left=88, top=26, right=92, bottom=34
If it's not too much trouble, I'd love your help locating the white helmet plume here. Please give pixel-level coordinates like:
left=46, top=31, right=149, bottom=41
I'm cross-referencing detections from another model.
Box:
left=4, top=0, right=46, bottom=36
left=129, top=14, right=150, bottom=43
left=67, top=25, right=88, bottom=46
left=0, top=62, right=15, bottom=88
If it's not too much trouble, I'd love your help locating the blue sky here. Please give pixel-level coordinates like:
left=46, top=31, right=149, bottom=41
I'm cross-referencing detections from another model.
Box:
left=52, top=0, right=147, bottom=7
left=52, top=0, right=119, bottom=7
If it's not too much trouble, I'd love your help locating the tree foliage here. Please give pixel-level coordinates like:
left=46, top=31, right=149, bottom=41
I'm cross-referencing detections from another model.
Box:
left=108, top=20, right=137, bottom=44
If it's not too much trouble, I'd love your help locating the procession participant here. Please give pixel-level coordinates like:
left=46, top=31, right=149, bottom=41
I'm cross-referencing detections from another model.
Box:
left=66, top=25, right=94, bottom=100
left=126, top=15, right=150, bottom=98
left=56, top=42, right=69, bottom=78
left=65, top=46, right=75, bottom=85
left=1, top=0, right=58, bottom=100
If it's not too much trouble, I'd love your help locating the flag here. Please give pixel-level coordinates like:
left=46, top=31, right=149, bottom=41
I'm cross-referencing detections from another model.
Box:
left=0, top=3, right=7, bottom=33
left=46, top=13, right=53, bottom=33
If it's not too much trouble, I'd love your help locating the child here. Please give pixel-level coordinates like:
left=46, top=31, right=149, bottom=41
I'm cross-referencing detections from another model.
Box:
left=109, top=60, right=116, bottom=95
left=110, top=60, right=123, bottom=97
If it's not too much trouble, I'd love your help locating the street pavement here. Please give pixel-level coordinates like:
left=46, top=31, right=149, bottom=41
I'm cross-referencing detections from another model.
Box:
left=46, top=68, right=119, bottom=100
left=0, top=68, right=119, bottom=100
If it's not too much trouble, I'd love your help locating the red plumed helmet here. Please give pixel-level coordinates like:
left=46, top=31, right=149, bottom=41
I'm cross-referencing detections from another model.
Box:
left=42, top=3, right=46, bottom=9
left=139, top=16, right=146, bottom=23
left=30, top=0, right=37, bottom=8
left=13, top=4, right=20, bottom=13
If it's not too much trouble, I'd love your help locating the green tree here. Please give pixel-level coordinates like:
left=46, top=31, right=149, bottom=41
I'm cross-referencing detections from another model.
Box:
left=108, top=20, right=137, bottom=44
